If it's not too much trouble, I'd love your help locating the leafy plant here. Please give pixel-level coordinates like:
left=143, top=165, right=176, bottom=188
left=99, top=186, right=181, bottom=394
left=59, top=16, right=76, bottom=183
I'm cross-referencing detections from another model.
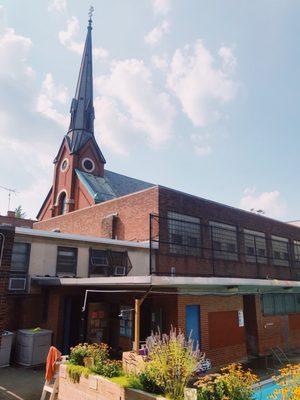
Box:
left=91, top=360, right=122, bottom=378
left=69, top=343, right=109, bottom=367
left=145, top=327, right=204, bottom=400
left=195, top=364, right=258, bottom=400
left=270, top=363, right=300, bottom=400
left=109, top=375, right=143, bottom=390
left=67, top=364, right=90, bottom=383
left=139, top=370, right=164, bottom=394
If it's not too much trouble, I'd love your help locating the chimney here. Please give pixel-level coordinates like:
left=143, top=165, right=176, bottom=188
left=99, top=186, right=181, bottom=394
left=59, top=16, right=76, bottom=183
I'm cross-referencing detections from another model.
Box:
left=7, top=211, right=16, bottom=218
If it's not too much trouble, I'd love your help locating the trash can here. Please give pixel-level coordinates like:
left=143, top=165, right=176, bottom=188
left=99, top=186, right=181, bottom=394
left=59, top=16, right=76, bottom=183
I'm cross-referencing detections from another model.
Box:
left=16, top=329, right=52, bottom=366
left=0, top=331, right=13, bottom=367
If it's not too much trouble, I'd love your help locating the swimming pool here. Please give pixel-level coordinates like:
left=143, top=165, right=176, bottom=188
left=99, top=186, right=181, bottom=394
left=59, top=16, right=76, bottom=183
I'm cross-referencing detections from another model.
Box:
left=253, top=381, right=279, bottom=399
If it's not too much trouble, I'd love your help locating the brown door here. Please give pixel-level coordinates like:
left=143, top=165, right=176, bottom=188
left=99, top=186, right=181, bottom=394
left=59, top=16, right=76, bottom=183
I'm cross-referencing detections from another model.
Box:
left=243, top=295, right=259, bottom=356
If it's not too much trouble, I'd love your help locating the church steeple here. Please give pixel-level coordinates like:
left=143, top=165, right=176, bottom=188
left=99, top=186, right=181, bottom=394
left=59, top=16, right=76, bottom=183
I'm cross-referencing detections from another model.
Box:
left=68, top=10, right=94, bottom=136
left=65, top=7, right=105, bottom=163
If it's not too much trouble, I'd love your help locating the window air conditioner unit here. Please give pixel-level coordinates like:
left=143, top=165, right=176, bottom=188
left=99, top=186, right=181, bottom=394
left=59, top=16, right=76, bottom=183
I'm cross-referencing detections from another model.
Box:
left=9, top=277, right=26, bottom=291
left=114, top=266, right=126, bottom=276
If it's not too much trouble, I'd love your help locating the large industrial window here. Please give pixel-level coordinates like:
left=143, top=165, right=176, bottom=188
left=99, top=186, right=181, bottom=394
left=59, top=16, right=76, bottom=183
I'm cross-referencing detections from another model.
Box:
left=244, top=229, right=267, bottom=263
left=210, top=221, right=238, bottom=261
left=261, top=293, right=300, bottom=315
left=56, top=247, right=77, bottom=276
left=167, top=211, right=201, bottom=256
left=271, top=236, right=290, bottom=267
left=11, top=242, right=30, bottom=273
left=294, top=240, right=300, bottom=264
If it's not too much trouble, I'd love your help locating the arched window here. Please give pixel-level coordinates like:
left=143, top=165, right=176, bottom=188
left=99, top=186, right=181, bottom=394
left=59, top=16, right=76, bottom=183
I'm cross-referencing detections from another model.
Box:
left=58, top=192, right=67, bottom=215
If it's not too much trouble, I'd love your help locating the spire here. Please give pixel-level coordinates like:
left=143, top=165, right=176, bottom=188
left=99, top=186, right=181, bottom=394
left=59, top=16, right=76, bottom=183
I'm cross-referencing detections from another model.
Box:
left=68, top=7, right=94, bottom=136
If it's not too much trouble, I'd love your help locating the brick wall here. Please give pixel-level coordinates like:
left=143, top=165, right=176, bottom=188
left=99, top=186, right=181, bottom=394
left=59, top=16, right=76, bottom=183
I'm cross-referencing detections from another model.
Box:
left=157, top=186, right=300, bottom=279
left=254, top=295, right=300, bottom=355
left=0, top=226, right=15, bottom=342
left=34, top=186, right=159, bottom=241
left=177, top=294, right=247, bottom=367
left=0, top=213, right=34, bottom=228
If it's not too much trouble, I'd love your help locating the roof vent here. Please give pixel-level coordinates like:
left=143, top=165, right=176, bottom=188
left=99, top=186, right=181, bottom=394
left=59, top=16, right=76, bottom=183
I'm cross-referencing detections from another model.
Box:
left=52, top=228, right=61, bottom=233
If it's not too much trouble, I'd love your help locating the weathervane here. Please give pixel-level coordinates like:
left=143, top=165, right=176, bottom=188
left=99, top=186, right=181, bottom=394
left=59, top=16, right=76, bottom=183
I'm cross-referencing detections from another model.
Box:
left=89, top=6, right=94, bottom=20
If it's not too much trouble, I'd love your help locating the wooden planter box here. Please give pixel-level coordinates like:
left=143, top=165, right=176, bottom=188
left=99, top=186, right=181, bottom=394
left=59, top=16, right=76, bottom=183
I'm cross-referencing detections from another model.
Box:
left=58, top=364, right=166, bottom=400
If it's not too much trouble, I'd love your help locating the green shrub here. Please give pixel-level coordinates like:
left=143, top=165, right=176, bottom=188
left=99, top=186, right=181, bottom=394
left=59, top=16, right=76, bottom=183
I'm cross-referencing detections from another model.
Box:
left=139, top=370, right=164, bottom=394
left=91, top=360, right=122, bottom=378
left=110, top=375, right=143, bottom=390
left=145, top=327, right=203, bottom=400
left=67, top=363, right=90, bottom=383
left=195, top=364, right=258, bottom=400
left=69, top=343, right=109, bottom=367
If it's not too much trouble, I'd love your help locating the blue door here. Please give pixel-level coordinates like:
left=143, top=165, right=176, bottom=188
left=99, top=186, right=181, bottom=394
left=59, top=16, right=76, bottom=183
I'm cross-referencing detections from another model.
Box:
left=185, top=305, right=200, bottom=347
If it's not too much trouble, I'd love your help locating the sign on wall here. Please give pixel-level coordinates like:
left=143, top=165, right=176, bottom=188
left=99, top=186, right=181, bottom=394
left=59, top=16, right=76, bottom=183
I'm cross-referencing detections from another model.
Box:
left=238, top=309, right=244, bottom=327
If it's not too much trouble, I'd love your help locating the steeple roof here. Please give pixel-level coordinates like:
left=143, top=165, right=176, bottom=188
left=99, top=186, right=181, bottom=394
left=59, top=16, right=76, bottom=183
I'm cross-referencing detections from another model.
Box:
left=63, top=12, right=105, bottom=163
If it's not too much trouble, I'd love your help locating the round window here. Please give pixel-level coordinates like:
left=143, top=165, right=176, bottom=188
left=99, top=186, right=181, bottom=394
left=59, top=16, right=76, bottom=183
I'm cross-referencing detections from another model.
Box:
left=61, top=158, right=68, bottom=172
left=82, top=158, right=95, bottom=172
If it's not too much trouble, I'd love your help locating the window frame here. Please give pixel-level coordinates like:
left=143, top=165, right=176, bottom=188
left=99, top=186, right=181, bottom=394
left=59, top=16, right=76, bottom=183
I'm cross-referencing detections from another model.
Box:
left=0, top=233, right=4, bottom=266
left=209, top=221, right=239, bottom=261
left=243, top=229, right=267, bottom=264
left=119, top=305, right=133, bottom=338
left=89, top=249, right=109, bottom=276
left=167, top=211, right=202, bottom=257
left=10, top=242, right=31, bottom=274
left=56, top=246, right=78, bottom=277
left=271, top=235, right=290, bottom=267
left=261, top=293, right=299, bottom=316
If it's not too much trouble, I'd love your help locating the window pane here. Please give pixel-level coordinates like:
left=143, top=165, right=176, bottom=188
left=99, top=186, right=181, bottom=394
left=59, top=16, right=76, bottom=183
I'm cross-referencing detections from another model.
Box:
left=120, top=306, right=133, bottom=338
left=294, top=241, right=300, bottom=263
left=57, top=247, right=77, bottom=275
left=284, top=294, right=296, bottom=313
left=262, top=294, right=274, bottom=315
left=272, top=236, right=289, bottom=267
left=90, top=250, right=109, bottom=275
left=210, top=221, right=238, bottom=261
left=274, top=295, right=285, bottom=314
left=11, top=243, right=29, bottom=272
left=296, top=295, right=300, bottom=312
left=244, top=230, right=267, bottom=264
left=168, top=212, right=201, bottom=256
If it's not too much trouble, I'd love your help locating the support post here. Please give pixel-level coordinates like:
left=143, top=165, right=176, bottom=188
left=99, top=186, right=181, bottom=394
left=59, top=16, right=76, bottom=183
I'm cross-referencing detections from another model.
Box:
left=134, top=298, right=141, bottom=353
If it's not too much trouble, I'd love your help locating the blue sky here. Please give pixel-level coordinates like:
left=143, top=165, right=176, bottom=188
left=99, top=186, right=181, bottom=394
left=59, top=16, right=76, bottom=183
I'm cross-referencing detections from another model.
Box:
left=0, top=0, right=299, bottom=221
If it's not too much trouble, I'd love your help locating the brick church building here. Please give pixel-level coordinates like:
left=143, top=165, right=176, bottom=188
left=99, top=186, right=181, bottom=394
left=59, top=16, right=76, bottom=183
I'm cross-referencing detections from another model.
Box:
left=1, top=14, right=300, bottom=367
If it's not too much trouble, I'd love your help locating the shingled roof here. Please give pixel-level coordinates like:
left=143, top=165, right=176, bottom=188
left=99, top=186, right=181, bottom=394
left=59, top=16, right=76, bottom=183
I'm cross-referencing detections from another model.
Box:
left=75, top=169, right=155, bottom=203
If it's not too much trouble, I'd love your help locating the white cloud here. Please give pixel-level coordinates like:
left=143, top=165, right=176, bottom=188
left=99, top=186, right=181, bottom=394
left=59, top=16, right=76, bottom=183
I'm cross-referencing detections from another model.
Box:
left=239, top=187, right=287, bottom=219
left=95, top=59, right=175, bottom=149
left=0, top=26, right=33, bottom=79
left=218, top=46, right=237, bottom=73
left=36, top=72, right=69, bottom=127
left=58, top=16, right=82, bottom=54
left=48, top=0, right=67, bottom=13
left=144, top=20, right=170, bottom=46
left=151, top=0, right=171, bottom=15
left=191, top=132, right=212, bottom=157
left=0, top=9, right=61, bottom=218
left=151, top=54, right=168, bottom=71
left=166, top=39, right=237, bottom=127
left=59, top=16, right=108, bottom=59
left=94, top=97, right=135, bottom=156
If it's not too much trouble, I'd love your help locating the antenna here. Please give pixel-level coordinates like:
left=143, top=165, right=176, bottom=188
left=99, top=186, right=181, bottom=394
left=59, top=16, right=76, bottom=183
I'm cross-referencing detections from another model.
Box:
left=0, top=185, right=18, bottom=213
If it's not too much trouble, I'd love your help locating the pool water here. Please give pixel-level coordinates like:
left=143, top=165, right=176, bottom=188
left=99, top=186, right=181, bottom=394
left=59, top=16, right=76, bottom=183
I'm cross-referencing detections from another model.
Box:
left=253, top=381, right=279, bottom=399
